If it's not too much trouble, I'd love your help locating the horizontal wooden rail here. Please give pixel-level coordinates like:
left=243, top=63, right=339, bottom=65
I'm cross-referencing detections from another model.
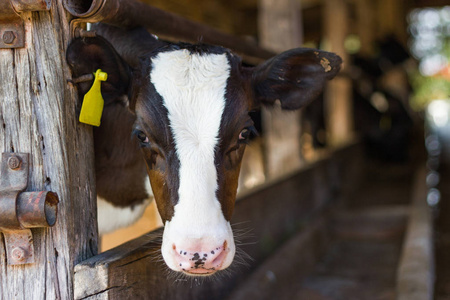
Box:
left=396, top=166, right=434, bottom=300
left=64, top=0, right=276, bottom=63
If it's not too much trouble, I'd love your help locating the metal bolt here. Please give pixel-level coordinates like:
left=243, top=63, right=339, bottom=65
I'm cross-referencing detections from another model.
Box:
left=11, top=247, right=26, bottom=262
left=74, top=28, right=96, bottom=38
left=3, top=31, right=16, bottom=45
left=8, top=156, right=21, bottom=170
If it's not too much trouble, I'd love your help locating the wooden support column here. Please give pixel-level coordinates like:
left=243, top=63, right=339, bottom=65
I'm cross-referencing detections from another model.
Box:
left=258, top=0, right=303, bottom=179
left=377, top=0, right=407, bottom=43
left=355, top=0, right=376, bottom=57
left=0, top=1, right=97, bottom=299
left=323, top=0, right=353, bottom=147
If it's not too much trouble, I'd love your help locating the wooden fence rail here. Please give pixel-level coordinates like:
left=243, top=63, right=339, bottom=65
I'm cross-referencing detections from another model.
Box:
left=64, top=0, right=275, bottom=63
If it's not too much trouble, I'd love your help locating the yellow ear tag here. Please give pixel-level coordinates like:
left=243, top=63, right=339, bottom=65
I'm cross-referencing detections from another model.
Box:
left=79, top=69, right=108, bottom=127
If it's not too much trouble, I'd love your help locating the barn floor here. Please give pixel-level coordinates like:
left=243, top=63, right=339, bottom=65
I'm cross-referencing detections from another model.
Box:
left=434, top=163, right=450, bottom=300
left=281, top=161, right=413, bottom=300
left=229, top=151, right=422, bottom=300
left=294, top=238, right=402, bottom=300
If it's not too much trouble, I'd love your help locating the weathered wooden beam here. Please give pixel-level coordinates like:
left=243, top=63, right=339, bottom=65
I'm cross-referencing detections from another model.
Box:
left=332, top=205, right=409, bottom=240
left=377, top=0, right=408, bottom=44
left=323, top=0, right=354, bottom=147
left=0, top=0, right=98, bottom=298
left=413, top=0, right=450, bottom=7
left=0, top=0, right=51, bottom=49
left=224, top=217, right=330, bottom=300
left=258, top=0, right=304, bottom=179
left=355, top=0, right=376, bottom=57
left=64, top=0, right=275, bottom=64
left=396, top=166, right=434, bottom=300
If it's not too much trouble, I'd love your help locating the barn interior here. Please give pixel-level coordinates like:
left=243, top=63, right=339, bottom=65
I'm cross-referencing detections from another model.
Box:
left=81, top=0, right=450, bottom=299
left=1, top=0, right=449, bottom=299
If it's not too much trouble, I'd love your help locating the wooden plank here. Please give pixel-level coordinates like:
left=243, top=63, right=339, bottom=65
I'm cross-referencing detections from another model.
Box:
left=65, top=0, right=275, bottom=64
left=142, top=0, right=237, bottom=35
left=0, top=1, right=97, bottom=299
left=224, top=217, right=330, bottom=300
left=355, top=0, right=376, bottom=56
left=332, top=205, right=409, bottom=240
left=74, top=142, right=363, bottom=300
left=323, top=0, right=354, bottom=147
left=258, top=0, right=304, bottom=179
left=227, top=206, right=409, bottom=300
left=396, top=167, right=434, bottom=300
left=413, top=0, right=450, bottom=7
left=377, top=0, right=408, bottom=44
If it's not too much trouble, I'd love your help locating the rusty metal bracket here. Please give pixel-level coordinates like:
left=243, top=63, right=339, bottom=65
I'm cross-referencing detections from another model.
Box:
left=0, top=0, right=51, bottom=49
left=0, top=153, right=59, bottom=265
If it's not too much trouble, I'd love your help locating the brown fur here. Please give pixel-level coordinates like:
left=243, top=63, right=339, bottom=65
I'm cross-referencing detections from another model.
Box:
left=66, top=24, right=342, bottom=227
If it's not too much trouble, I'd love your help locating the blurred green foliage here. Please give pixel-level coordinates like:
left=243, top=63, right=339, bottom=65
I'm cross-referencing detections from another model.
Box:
left=410, top=69, right=450, bottom=111
left=409, top=7, right=450, bottom=110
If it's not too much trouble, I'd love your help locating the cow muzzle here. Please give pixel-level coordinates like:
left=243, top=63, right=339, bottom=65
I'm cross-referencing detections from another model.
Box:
left=170, top=240, right=230, bottom=275
left=161, top=220, right=235, bottom=276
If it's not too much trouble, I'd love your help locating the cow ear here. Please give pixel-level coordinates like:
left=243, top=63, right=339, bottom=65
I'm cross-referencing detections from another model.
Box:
left=250, top=48, right=342, bottom=110
left=67, top=36, right=131, bottom=105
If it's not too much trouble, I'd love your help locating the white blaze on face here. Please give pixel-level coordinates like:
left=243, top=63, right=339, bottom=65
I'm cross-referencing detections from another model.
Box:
left=150, top=49, right=235, bottom=272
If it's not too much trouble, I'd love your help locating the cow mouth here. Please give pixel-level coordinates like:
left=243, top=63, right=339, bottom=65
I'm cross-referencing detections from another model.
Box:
left=183, top=268, right=217, bottom=276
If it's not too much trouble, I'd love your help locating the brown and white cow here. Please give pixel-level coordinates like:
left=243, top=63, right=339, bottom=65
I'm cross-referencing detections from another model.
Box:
left=67, top=23, right=341, bottom=276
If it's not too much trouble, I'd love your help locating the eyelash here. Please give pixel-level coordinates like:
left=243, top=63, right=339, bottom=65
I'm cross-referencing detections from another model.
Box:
left=238, top=126, right=258, bottom=144
left=133, top=125, right=258, bottom=156
left=226, top=126, right=258, bottom=154
left=132, top=129, right=149, bottom=145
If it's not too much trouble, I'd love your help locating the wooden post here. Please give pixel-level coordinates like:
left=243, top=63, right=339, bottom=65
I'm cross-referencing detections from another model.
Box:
left=355, top=0, right=376, bottom=57
left=377, top=0, right=407, bottom=43
left=0, top=1, right=97, bottom=299
left=397, top=167, right=434, bottom=300
left=258, top=0, right=304, bottom=179
left=323, top=0, right=353, bottom=147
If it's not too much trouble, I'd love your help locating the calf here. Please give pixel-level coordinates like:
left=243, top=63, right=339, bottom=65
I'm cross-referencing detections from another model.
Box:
left=67, top=23, right=341, bottom=276
left=350, top=36, right=413, bottom=162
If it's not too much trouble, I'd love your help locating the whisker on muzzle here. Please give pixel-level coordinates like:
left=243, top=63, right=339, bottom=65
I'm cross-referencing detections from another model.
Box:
left=136, top=219, right=257, bottom=286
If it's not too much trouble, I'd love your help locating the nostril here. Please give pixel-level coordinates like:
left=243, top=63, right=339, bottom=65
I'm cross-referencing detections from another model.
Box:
left=170, top=240, right=230, bottom=273
left=211, top=248, right=227, bottom=267
left=172, top=244, right=188, bottom=257
left=209, top=240, right=228, bottom=268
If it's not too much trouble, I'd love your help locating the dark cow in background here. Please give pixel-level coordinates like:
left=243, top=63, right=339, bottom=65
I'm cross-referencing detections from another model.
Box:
left=302, top=93, right=327, bottom=149
left=67, top=23, right=341, bottom=276
left=302, top=35, right=414, bottom=161
left=351, top=36, right=414, bottom=161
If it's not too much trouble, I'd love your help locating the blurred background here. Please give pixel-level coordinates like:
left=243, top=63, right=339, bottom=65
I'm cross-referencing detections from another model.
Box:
left=98, top=0, right=450, bottom=298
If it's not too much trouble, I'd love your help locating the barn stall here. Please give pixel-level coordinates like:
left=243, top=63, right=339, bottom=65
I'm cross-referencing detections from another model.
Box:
left=0, top=0, right=445, bottom=299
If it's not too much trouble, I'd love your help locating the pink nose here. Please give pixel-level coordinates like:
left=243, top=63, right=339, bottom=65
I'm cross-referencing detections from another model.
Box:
left=172, top=241, right=229, bottom=275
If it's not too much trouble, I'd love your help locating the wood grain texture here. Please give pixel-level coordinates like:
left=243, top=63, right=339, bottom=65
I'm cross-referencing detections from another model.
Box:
left=323, top=0, right=354, bottom=146
left=0, top=2, right=98, bottom=299
left=258, top=0, right=304, bottom=179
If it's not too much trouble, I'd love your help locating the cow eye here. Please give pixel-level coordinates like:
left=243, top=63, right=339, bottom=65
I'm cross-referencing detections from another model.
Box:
left=133, top=130, right=149, bottom=145
left=239, top=129, right=250, bottom=140
left=238, top=126, right=258, bottom=143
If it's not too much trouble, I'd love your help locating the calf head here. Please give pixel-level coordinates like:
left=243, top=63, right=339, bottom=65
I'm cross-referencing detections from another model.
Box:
left=67, top=33, right=341, bottom=276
